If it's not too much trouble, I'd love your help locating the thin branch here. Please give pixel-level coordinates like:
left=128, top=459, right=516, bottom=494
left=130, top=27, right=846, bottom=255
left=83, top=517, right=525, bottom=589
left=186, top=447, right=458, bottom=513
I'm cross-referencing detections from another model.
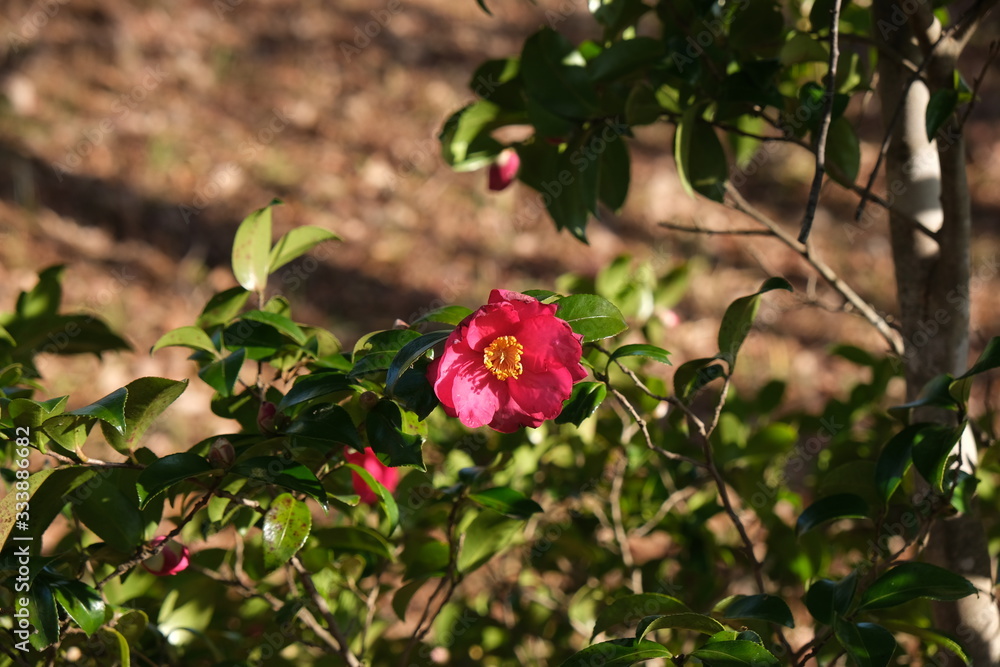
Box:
left=726, top=185, right=905, bottom=356
left=610, top=454, right=642, bottom=593
left=292, top=556, right=362, bottom=667
left=949, top=0, right=999, bottom=51
left=605, top=384, right=704, bottom=468
left=659, top=221, right=775, bottom=237
left=957, top=39, right=1000, bottom=131
left=799, top=0, right=844, bottom=244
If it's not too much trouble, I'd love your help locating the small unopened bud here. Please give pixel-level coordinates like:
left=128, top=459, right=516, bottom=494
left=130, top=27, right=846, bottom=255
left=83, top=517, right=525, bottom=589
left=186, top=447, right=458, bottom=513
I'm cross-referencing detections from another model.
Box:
left=257, top=401, right=278, bottom=435
left=488, top=148, right=520, bottom=191
left=359, top=391, right=380, bottom=411
left=208, top=437, right=235, bottom=468
left=141, top=537, right=190, bottom=576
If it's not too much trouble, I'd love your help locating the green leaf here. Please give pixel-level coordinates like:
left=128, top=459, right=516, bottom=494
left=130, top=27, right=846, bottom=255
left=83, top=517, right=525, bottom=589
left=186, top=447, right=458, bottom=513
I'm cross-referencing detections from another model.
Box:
left=393, top=579, right=427, bottom=620
left=73, top=474, right=144, bottom=553
left=96, top=627, right=131, bottom=667
left=439, top=101, right=506, bottom=171
left=458, top=509, right=523, bottom=574
left=874, top=424, right=926, bottom=503
left=636, top=613, right=726, bottom=641
left=592, top=593, right=689, bottom=640
left=588, top=37, right=664, bottom=83
left=268, top=226, right=340, bottom=273
left=351, top=329, right=423, bottom=378
left=15, top=265, right=64, bottom=319
left=278, top=372, right=354, bottom=411
left=958, top=336, right=1000, bottom=379
left=718, top=277, right=793, bottom=368
left=263, top=493, right=312, bottom=571
left=231, top=456, right=327, bottom=505
left=410, top=305, right=473, bottom=327
left=345, top=463, right=399, bottom=529
left=889, top=374, right=959, bottom=415
left=878, top=621, right=970, bottom=665
left=64, top=387, right=128, bottom=435
left=103, top=377, right=188, bottom=453
left=470, top=58, right=523, bottom=110
left=520, top=28, right=599, bottom=119
left=151, top=326, right=218, bottom=355
left=386, top=330, right=452, bottom=395
left=555, top=381, right=607, bottom=426
left=232, top=202, right=275, bottom=292
left=0, top=468, right=95, bottom=551
left=805, top=572, right=857, bottom=626
left=112, top=609, right=147, bottom=645
left=825, top=117, right=860, bottom=186
left=27, top=578, right=60, bottom=650
left=198, top=347, right=246, bottom=398
left=286, top=403, right=362, bottom=449
left=911, top=423, right=964, bottom=492
left=926, top=88, right=958, bottom=140
left=555, top=294, right=628, bottom=342
left=366, top=399, right=425, bottom=470
left=858, top=562, right=976, bottom=611
left=196, top=286, right=251, bottom=329
left=314, top=526, right=395, bottom=561
left=689, top=640, right=780, bottom=666
left=722, top=594, right=794, bottom=628
left=559, top=638, right=672, bottom=667
left=796, top=493, right=869, bottom=535
left=52, top=580, right=106, bottom=636
left=136, top=453, right=214, bottom=509
left=675, top=108, right=728, bottom=202
left=673, top=357, right=726, bottom=401
left=834, top=619, right=896, bottom=667
left=599, top=124, right=631, bottom=211
left=608, top=344, right=672, bottom=366
left=468, top=487, right=543, bottom=519
left=239, top=310, right=307, bottom=345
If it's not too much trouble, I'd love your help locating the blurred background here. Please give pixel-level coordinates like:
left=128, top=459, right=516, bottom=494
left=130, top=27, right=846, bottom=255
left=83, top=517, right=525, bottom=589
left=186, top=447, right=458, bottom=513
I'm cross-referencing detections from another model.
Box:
left=1, top=0, right=999, bottom=446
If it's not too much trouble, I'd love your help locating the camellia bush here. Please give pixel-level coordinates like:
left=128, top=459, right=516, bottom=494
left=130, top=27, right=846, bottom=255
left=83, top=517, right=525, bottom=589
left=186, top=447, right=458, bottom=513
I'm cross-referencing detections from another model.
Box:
left=3, top=0, right=1000, bottom=666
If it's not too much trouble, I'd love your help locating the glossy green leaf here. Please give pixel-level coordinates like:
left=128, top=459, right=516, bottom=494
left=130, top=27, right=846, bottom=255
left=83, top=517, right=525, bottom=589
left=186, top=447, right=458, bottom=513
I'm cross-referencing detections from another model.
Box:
left=879, top=621, right=970, bottom=665
left=196, top=286, right=251, bottom=329
left=825, top=117, right=860, bottom=186
left=366, top=399, right=425, bottom=470
left=592, top=593, right=689, bottom=640
left=520, top=27, right=599, bottom=119
left=231, top=456, right=327, bottom=505
left=73, top=474, right=144, bottom=553
left=151, top=326, right=218, bottom=355
left=278, top=372, right=354, bottom=411
left=636, top=613, right=726, bottom=641
left=136, top=453, right=214, bottom=509
left=14, top=264, right=63, bottom=319
left=386, top=329, right=451, bottom=395
left=286, top=403, right=362, bottom=449
left=675, top=108, right=728, bottom=202
left=804, top=572, right=856, bottom=625
left=599, top=125, right=631, bottom=211
left=874, top=424, right=926, bottom=502
left=314, top=526, right=395, bottom=561
left=96, top=627, right=131, bottom=667
left=470, top=58, right=522, bottom=110
left=198, top=348, right=246, bottom=398
left=268, top=226, right=340, bottom=274
left=926, top=88, right=958, bottom=140
left=103, top=377, right=188, bottom=453
left=0, top=467, right=95, bottom=551
left=66, top=387, right=128, bottom=435
left=232, top=202, right=275, bottom=292
left=722, top=594, right=794, bottom=628
left=858, top=562, right=976, bottom=611
left=410, top=305, right=473, bottom=327
left=674, top=357, right=726, bottom=401
left=113, top=609, right=148, bottom=646
left=588, top=37, right=663, bottom=83
left=468, top=487, right=543, bottom=519
left=439, top=100, right=506, bottom=171
left=458, top=509, right=523, bottom=574
left=345, top=463, right=399, bottom=529
left=889, top=374, right=959, bottom=415
left=689, top=640, right=780, bottom=666
left=351, top=329, right=423, bottom=378
left=718, top=277, right=792, bottom=368
left=263, top=493, right=312, bottom=571
left=8, top=395, right=68, bottom=429
left=796, top=493, right=869, bottom=535
left=239, top=310, right=307, bottom=345
left=957, top=336, right=1000, bottom=380
left=911, top=423, right=963, bottom=492
left=52, top=580, right=106, bottom=636
left=555, top=381, right=607, bottom=426
left=835, top=619, right=896, bottom=667
left=555, top=294, right=628, bottom=342
left=559, top=638, right=672, bottom=667
left=27, top=578, right=59, bottom=650
left=608, top=344, right=672, bottom=366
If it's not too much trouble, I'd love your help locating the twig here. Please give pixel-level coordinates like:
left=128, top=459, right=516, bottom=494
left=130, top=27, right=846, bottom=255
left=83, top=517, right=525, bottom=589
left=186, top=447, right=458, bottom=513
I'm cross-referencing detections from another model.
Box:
left=957, top=39, right=1000, bottom=131
left=292, top=556, right=362, bottom=667
left=659, top=221, right=774, bottom=237
left=610, top=454, right=642, bottom=593
left=799, top=0, right=843, bottom=244
left=606, top=384, right=704, bottom=468
left=725, top=185, right=905, bottom=356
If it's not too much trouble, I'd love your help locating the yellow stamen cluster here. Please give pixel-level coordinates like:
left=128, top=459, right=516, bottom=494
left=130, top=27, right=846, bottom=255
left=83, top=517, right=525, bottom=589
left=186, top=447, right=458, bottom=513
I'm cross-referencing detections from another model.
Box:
left=483, top=335, right=524, bottom=381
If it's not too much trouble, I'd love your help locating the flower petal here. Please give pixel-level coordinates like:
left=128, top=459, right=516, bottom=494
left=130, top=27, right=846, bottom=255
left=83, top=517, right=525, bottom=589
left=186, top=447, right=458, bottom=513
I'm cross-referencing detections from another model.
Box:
left=508, top=367, right=576, bottom=422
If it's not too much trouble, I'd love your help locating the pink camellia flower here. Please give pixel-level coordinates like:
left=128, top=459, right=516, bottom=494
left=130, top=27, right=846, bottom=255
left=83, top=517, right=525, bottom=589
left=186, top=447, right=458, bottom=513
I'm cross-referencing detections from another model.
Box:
left=427, top=289, right=588, bottom=433
left=345, top=447, right=399, bottom=505
left=141, top=537, right=190, bottom=576
left=488, top=149, right=520, bottom=191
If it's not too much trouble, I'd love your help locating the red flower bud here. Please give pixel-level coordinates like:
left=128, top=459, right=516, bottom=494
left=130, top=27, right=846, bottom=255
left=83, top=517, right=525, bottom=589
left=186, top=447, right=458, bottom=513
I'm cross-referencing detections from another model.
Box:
left=257, top=401, right=278, bottom=435
left=488, top=149, right=520, bottom=191
left=141, top=537, right=190, bottom=576
left=208, top=437, right=235, bottom=469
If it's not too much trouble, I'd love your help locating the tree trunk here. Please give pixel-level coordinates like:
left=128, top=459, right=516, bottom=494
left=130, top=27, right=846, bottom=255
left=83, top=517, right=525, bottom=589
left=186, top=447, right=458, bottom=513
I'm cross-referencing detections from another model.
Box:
left=874, top=2, right=1000, bottom=665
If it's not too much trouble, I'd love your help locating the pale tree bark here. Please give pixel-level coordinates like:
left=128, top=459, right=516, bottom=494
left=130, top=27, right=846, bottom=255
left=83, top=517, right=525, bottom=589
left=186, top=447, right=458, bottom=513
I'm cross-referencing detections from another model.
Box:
left=873, top=1, right=1000, bottom=664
